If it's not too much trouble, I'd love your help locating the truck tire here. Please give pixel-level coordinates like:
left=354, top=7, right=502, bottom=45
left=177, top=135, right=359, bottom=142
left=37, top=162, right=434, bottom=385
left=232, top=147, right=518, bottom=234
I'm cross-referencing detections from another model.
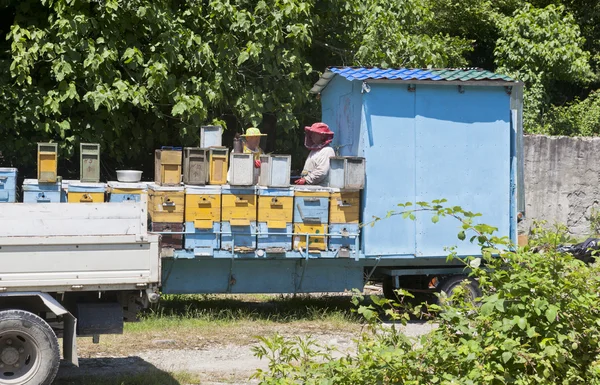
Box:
left=436, top=275, right=481, bottom=305
left=0, top=309, right=60, bottom=385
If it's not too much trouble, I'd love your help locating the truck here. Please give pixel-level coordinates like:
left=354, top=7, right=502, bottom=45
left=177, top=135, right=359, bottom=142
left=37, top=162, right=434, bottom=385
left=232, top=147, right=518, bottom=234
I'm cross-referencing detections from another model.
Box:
left=0, top=66, right=524, bottom=385
left=0, top=196, right=160, bottom=385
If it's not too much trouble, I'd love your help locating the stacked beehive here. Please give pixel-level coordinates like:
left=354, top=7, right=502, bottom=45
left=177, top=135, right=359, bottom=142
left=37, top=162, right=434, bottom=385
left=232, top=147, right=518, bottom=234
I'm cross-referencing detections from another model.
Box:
left=67, top=144, right=106, bottom=203
left=292, top=186, right=330, bottom=251
left=23, top=143, right=64, bottom=203
left=149, top=147, right=185, bottom=254
left=182, top=126, right=228, bottom=256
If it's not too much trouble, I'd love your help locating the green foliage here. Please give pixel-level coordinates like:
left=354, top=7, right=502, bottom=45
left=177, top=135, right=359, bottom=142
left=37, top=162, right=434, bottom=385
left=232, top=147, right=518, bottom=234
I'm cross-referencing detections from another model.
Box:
left=537, top=90, right=600, bottom=136
left=0, top=0, right=600, bottom=171
left=253, top=202, right=600, bottom=385
left=494, top=3, right=595, bottom=133
left=0, top=0, right=316, bottom=169
left=527, top=219, right=576, bottom=250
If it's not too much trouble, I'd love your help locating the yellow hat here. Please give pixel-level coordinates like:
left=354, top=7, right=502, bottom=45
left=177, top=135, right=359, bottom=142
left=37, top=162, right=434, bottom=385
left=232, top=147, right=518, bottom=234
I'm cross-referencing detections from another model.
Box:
left=241, top=127, right=267, bottom=137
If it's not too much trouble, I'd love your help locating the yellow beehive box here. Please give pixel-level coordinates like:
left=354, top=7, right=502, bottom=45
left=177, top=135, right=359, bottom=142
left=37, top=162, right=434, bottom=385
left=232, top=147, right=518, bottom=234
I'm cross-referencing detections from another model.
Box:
left=293, top=224, right=327, bottom=251
left=37, top=143, right=58, bottom=183
left=155, top=148, right=182, bottom=186
left=221, top=186, right=257, bottom=224
left=185, top=186, right=222, bottom=229
left=148, top=184, right=185, bottom=223
left=329, top=190, right=360, bottom=223
left=208, top=148, right=229, bottom=185
left=258, top=188, right=294, bottom=229
left=107, top=182, right=148, bottom=195
left=67, top=182, right=106, bottom=203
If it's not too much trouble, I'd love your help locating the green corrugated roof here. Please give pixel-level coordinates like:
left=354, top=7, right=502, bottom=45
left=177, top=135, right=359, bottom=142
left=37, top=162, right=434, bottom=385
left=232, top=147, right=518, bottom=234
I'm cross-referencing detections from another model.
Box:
left=429, top=69, right=514, bottom=82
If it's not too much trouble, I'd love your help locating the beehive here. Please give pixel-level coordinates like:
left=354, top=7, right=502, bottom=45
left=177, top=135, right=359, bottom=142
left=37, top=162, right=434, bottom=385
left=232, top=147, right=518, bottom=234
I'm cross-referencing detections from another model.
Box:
left=259, top=155, right=291, bottom=187
left=0, top=168, right=17, bottom=203
left=152, top=222, right=184, bottom=250
left=155, top=148, right=182, bottom=186
left=328, top=224, right=360, bottom=254
left=328, top=189, right=361, bottom=253
left=257, top=187, right=294, bottom=252
left=67, top=182, right=106, bottom=203
left=293, top=187, right=330, bottom=225
left=184, top=186, right=222, bottom=256
left=23, top=179, right=63, bottom=203
left=107, top=181, right=148, bottom=202
left=37, top=143, right=58, bottom=183
left=221, top=186, right=257, bottom=251
left=329, top=190, right=360, bottom=223
left=293, top=224, right=327, bottom=251
left=208, top=148, right=229, bottom=185
left=229, top=153, right=254, bottom=186
left=182, top=148, right=207, bottom=186
left=329, top=157, right=366, bottom=190
left=80, top=143, right=101, bottom=183
left=148, top=184, right=185, bottom=223
left=200, top=125, right=223, bottom=148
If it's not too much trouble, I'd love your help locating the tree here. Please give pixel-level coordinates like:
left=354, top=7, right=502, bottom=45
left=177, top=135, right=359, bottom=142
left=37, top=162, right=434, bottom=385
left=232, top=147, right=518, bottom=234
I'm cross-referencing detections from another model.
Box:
left=0, top=0, right=316, bottom=175
left=494, top=3, right=595, bottom=132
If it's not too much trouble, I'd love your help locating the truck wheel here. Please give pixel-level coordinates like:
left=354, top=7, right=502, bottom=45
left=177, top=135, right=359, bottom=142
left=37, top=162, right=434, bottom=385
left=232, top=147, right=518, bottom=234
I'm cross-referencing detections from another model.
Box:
left=0, top=310, right=60, bottom=385
left=436, top=275, right=481, bottom=305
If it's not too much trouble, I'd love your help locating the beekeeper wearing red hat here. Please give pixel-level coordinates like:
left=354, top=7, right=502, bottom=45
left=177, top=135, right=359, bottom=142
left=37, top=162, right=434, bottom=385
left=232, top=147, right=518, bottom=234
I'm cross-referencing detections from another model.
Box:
left=294, top=122, right=335, bottom=186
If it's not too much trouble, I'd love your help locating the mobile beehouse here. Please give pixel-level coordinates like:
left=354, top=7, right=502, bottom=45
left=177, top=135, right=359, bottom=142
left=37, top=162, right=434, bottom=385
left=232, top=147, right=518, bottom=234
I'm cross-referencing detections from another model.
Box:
left=0, top=66, right=523, bottom=385
left=162, top=67, right=524, bottom=297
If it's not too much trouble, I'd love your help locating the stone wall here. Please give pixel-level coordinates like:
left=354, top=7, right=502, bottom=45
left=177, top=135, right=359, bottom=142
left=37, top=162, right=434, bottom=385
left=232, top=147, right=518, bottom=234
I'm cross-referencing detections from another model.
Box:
left=520, top=135, right=600, bottom=237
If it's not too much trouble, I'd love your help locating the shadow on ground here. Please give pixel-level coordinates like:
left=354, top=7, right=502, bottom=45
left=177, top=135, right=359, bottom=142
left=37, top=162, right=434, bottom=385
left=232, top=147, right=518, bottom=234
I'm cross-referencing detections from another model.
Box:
left=55, top=356, right=195, bottom=385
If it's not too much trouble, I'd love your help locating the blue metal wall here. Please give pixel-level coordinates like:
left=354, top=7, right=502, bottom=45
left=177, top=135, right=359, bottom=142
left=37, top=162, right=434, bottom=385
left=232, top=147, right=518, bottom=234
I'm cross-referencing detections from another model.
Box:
left=161, top=258, right=364, bottom=294
left=321, top=79, right=513, bottom=259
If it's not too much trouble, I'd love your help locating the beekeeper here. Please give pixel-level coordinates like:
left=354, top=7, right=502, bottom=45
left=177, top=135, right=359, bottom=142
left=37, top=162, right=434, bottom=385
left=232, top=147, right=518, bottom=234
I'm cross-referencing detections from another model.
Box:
left=227, top=127, right=265, bottom=184
left=294, top=122, right=335, bottom=186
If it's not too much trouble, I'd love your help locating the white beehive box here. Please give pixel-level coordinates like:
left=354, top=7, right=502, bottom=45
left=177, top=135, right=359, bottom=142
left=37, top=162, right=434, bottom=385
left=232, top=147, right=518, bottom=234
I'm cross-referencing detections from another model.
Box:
left=259, top=155, right=291, bottom=187
left=229, top=153, right=254, bottom=186
left=329, top=157, right=366, bottom=190
left=200, top=125, right=223, bottom=148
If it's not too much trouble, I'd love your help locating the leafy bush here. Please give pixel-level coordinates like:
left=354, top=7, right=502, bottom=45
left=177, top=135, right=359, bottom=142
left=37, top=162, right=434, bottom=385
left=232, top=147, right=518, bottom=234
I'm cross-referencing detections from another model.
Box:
left=252, top=204, right=600, bottom=385
left=540, top=90, right=600, bottom=136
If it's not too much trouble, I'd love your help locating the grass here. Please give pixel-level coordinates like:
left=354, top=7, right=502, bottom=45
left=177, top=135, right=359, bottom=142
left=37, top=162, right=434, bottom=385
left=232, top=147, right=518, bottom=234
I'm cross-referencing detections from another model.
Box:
left=54, top=371, right=201, bottom=385
left=74, top=294, right=363, bottom=356
left=140, top=293, right=361, bottom=326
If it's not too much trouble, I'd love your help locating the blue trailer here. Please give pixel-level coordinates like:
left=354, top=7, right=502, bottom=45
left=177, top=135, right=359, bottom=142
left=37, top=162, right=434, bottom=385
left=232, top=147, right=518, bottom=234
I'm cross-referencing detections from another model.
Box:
left=161, top=66, right=524, bottom=298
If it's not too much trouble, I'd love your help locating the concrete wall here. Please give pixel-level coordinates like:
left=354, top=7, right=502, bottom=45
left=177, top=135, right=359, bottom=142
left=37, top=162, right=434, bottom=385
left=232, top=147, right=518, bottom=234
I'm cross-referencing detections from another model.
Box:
left=520, top=135, right=600, bottom=237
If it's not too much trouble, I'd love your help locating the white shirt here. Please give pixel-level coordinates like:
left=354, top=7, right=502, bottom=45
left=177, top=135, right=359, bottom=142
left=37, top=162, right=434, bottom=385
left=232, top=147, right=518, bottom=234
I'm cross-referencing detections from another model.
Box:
left=302, top=146, right=335, bottom=186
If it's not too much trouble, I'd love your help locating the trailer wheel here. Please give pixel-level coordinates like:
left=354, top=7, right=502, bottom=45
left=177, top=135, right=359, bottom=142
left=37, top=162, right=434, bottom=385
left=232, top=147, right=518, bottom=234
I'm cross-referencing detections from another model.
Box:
left=0, top=309, right=60, bottom=385
left=436, top=275, right=481, bottom=305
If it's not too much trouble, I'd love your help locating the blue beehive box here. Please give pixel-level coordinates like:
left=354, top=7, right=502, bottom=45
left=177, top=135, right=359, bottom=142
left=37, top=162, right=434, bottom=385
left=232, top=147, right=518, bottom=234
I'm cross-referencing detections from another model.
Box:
left=0, top=168, right=17, bottom=203
left=184, top=185, right=221, bottom=256
left=221, top=185, right=257, bottom=252
left=313, top=66, right=524, bottom=258
left=292, top=186, right=330, bottom=224
left=23, top=179, right=63, bottom=203
left=107, top=181, right=148, bottom=202
left=328, top=223, right=360, bottom=253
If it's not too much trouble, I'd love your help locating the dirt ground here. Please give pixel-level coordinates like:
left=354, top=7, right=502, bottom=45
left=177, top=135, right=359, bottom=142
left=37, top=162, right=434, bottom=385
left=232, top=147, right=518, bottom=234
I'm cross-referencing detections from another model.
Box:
left=55, top=321, right=436, bottom=385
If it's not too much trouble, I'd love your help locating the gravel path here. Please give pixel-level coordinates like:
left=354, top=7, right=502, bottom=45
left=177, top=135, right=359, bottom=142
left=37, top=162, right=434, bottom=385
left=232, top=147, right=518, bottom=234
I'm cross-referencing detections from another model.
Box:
left=56, top=321, right=435, bottom=384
